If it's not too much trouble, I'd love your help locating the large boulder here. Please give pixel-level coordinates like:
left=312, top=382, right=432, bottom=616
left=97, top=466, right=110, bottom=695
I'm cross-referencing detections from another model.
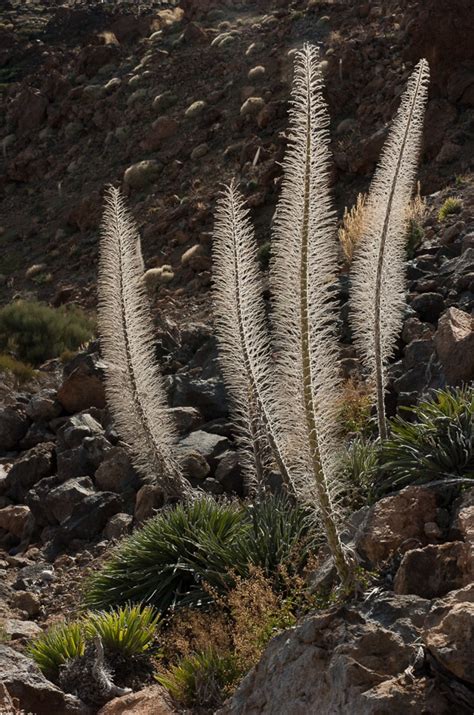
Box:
left=219, top=596, right=451, bottom=714
left=0, top=644, right=90, bottom=715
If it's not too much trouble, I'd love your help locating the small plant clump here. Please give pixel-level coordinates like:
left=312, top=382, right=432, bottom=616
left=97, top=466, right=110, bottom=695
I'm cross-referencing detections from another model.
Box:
left=376, top=387, right=474, bottom=496
left=84, top=604, right=160, bottom=658
left=0, top=300, right=94, bottom=365
left=29, top=605, right=159, bottom=683
left=28, top=622, right=85, bottom=681
left=0, top=354, right=36, bottom=384
left=156, top=648, right=240, bottom=710
left=85, top=495, right=317, bottom=612
left=437, top=197, right=463, bottom=221
left=341, top=437, right=381, bottom=508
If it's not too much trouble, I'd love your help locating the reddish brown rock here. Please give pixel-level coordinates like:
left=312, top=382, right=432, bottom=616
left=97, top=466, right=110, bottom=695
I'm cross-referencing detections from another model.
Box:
left=57, top=353, right=106, bottom=414
left=451, top=488, right=474, bottom=545
left=355, top=486, right=438, bottom=566
left=141, top=117, right=178, bottom=151
left=0, top=506, right=32, bottom=540
left=219, top=599, right=451, bottom=715
left=434, top=307, right=474, bottom=384
left=134, top=484, right=164, bottom=523
left=394, top=542, right=473, bottom=599
left=424, top=600, right=474, bottom=684
left=97, top=685, right=175, bottom=715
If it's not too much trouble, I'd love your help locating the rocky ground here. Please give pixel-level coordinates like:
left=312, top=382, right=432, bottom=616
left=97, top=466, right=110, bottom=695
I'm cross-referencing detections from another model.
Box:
left=0, top=0, right=473, bottom=713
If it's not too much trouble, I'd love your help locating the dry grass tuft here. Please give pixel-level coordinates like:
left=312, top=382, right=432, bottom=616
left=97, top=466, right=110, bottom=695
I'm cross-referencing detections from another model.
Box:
left=338, top=193, right=367, bottom=265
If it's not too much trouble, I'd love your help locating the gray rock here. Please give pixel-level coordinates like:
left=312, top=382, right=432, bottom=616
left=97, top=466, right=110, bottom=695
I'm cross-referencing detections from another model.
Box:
left=0, top=406, right=29, bottom=452
left=134, top=484, right=164, bottom=523
left=215, top=451, right=243, bottom=495
left=152, top=91, right=178, bottom=112
left=410, top=292, right=445, bottom=323
left=179, top=451, right=210, bottom=480
left=19, top=422, right=56, bottom=450
left=178, top=430, right=230, bottom=470
left=123, top=160, right=161, bottom=189
left=403, top=339, right=435, bottom=370
left=0, top=644, right=90, bottom=715
left=168, top=375, right=228, bottom=419
left=104, top=513, right=133, bottom=540
left=57, top=435, right=112, bottom=480
left=61, top=492, right=122, bottom=540
left=394, top=542, right=473, bottom=599
left=360, top=591, right=431, bottom=642
left=58, top=413, right=104, bottom=451
left=26, top=475, right=66, bottom=526
left=184, top=100, right=206, bottom=118
left=1, top=618, right=42, bottom=640
left=5, top=442, right=55, bottom=501
left=11, top=590, right=41, bottom=617
left=46, top=477, right=95, bottom=524
left=26, top=390, right=62, bottom=422
left=202, top=477, right=224, bottom=494
left=240, top=96, right=265, bottom=117
left=434, top=307, right=474, bottom=384
left=167, top=406, right=203, bottom=435
left=219, top=595, right=450, bottom=715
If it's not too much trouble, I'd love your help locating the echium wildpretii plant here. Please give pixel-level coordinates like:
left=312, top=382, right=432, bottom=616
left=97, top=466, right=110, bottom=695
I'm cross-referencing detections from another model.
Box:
left=212, top=45, right=429, bottom=588
left=98, top=43, right=429, bottom=591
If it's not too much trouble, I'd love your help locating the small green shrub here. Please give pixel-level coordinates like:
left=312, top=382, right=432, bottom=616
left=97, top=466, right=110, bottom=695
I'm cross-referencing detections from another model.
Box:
left=0, top=300, right=94, bottom=365
left=437, top=197, right=462, bottom=221
left=376, top=387, right=473, bottom=496
left=341, top=438, right=380, bottom=507
left=84, top=499, right=251, bottom=612
left=28, top=622, right=85, bottom=680
left=240, top=494, right=318, bottom=578
left=156, top=648, right=240, bottom=709
left=85, top=495, right=318, bottom=612
left=84, top=605, right=160, bottom=657
left=0, top=354, right=36, bottom=383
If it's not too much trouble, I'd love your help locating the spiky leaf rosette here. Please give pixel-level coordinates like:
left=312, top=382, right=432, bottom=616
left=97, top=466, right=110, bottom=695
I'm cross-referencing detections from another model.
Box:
left=212, top=181, right=293, bottom=495
left=349, top=59, right=430, bottom=439
left=98, top=186, right=192, bottom=498
left=270, top=44, right=349, bottom=582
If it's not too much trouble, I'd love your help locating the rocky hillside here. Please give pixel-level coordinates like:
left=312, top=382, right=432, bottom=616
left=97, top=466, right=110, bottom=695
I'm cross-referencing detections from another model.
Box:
left=0, top=1, right=473, bottom=714
left=0, top=0, right=473, bottom=314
